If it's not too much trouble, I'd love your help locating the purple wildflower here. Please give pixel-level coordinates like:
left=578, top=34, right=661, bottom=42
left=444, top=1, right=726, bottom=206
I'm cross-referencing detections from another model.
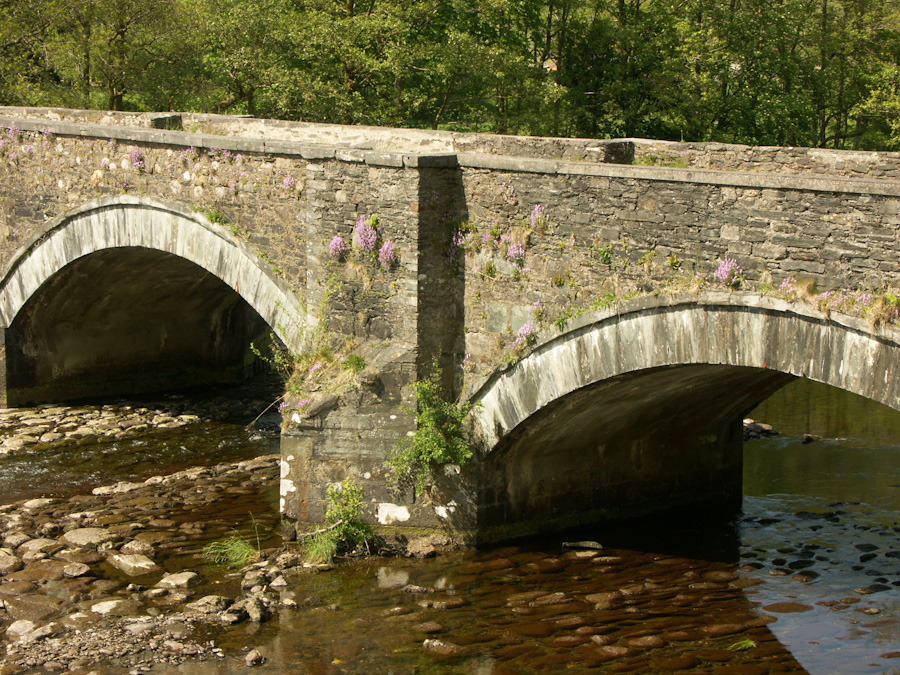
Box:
left=779, top=276, right=797, bottom=294
left=297, top=398, right=311, bottom=409
left=329, top=235, right=347, bottom=261
left=282, top=175, right=296, bottom=190
left=507, top=242, right=526, bottom=266
left=447, top=229, right=466, bottom=268
left=513, top=321, right=538, bottom=350
left=714, top=257, right=742, bottom=287
left=355, top=215, right=379, bottom=253
left=530, top=204, right=548, bottom=230
left=129, top=147, right=145, bottom=173
left=378, top=240, right=397, bottom=271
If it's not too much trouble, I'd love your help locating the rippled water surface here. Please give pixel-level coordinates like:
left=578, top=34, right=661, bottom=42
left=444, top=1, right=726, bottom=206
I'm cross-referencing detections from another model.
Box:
left=6, top=378, right=900, bottom=674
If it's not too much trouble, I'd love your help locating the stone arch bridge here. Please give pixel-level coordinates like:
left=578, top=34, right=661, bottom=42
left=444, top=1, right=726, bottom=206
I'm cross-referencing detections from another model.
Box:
left=2, top=107, right=900, bottom=541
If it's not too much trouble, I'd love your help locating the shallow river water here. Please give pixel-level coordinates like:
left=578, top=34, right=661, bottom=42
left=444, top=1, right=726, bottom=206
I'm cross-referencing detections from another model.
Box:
left=2, top=378, right=900, bottom=674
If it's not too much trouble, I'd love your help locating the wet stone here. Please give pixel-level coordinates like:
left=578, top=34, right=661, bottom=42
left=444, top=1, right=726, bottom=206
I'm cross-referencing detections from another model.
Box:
left=763, top=602, right=814, bottom=613
left=422, top=639, right=472, bottom=659
left=701, top=623, right=745, bottom=637
left=107, top=553, right=163, bottom=577
left=155, top=571, right=200, bottom=589
left=594, top=645, right=632, bottom=660
left=627, top=635, right=666, bottom=648
left=60, top=528, right=116, bottom=549
left=0, top=551, right=23, bottom=575
left=62, top=562, right=91, bottom=578
left=653, top=655, right=702, bottom=670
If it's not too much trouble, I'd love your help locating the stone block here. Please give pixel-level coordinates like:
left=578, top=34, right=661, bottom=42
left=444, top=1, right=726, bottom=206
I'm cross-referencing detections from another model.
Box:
left=485, top=303, right=509, bottom=333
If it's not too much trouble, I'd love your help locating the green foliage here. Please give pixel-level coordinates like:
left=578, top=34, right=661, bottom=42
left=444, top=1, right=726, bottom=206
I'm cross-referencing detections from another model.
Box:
left=204, top=209, right=227, bottom=224
left=596, top=244, right=613, bottom=265
left=304, top=478, right=375, bottom=564
left=728, top=638, right=758, bottom=652
left=305, top=531, right=338, bottom=564
left=637, top=250, right=656, bottom=267
left=388, top=360, right=476, bottom=494
left=480, top=260, right=497, bottom=280
left=343, top=354, right=366, bottom=373
left=204, top=530, right=260, bottom=567
left=4, top=0, right=900, bottom=148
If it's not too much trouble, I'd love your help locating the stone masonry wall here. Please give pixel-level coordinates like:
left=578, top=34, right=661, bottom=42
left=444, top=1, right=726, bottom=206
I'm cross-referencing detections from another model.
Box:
left=630, top=138, right=900, bottom=179
left=453, top=159, right=900, bottom=379
left=0, top=125, right=308, bottom=296
left=9, top=106, right=900, bottom=179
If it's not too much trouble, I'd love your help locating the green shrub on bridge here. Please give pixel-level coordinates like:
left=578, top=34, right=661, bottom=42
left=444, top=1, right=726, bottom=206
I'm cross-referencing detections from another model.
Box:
left=388, top=361, right=476, bottom=494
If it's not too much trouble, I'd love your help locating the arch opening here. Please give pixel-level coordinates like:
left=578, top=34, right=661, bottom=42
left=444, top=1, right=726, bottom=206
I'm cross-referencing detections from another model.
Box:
left=466, top=294, right=900, bottom=543
left=5, top=247, right=274, bottom=405
left=475, top=363, right=795, bottom=540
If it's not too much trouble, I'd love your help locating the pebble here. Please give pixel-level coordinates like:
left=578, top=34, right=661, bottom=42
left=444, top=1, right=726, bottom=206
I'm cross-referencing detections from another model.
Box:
left=244, top=648, right=265, bottom=666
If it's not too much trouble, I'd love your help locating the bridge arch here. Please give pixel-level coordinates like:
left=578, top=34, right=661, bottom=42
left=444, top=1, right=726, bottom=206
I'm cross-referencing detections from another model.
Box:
left=0, top=196, right=303, bottom=404
left=466, top=292, right=900, bottom=541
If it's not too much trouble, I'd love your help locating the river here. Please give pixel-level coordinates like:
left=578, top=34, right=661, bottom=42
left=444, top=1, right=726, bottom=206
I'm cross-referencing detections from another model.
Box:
left=2, top=377, right=900, bottom=673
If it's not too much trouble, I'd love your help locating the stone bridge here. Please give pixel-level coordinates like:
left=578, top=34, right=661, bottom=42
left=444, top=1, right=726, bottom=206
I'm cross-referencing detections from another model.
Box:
left=2, top=107, right=900, bottom=542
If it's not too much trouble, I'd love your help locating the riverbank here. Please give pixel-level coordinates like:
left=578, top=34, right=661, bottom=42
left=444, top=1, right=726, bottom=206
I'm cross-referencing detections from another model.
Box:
left=0, top=376, right=283, bottom=457
left=0, top=453, right=288, bottom=674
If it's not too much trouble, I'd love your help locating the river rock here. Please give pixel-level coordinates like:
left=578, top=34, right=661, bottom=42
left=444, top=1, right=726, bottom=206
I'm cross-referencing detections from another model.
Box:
left=107, top=553, right=163, bottom=577
left=17, top=622, right=60, bottom=644
left=627, top=635, right=666, bottom=648
left=5, top=619, right=36, bottom=639
left=0, top=580, right=36, bottom=594
left=2, top=593, right=66, bottom=621
left=562, top=541, right=603, bottom=550
left=422, top=639, right=472, bottom=659
left=21, top=498, right=57, bottom=510
left=586, top=591, right=622, bottom=608
left=153, top=571, right=200, bottom=591
left=405, top=537, right=438, bottom=558
left=652, top=655, right=702, bottom=670
left=700, top=623, right=745, bottom=637
left=7, top=560, right=69, bottom=582
left=18, top=538, right=63, bottom=557
left=61, top=528, right=116, bottom=549
left=4, top=533, right=31, bottom=549
left=92, top=481, right=143, bottom=496
left=184, top=595, right=231, bottom=614
left=245, top=649, right=265, bottom=666
left=0, top=550, right=23, bottom=575
left=232, top=595, right=269, bottom=622
left=62, top=562, right=91, bottom=578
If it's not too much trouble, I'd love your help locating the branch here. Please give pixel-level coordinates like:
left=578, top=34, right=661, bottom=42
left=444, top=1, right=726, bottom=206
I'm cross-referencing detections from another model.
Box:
left=296, top=520, right=344, bottom=539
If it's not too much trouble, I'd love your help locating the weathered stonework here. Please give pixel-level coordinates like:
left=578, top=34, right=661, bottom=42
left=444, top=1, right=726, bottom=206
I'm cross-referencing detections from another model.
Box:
left=2, top=107, right=900, bottom=541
